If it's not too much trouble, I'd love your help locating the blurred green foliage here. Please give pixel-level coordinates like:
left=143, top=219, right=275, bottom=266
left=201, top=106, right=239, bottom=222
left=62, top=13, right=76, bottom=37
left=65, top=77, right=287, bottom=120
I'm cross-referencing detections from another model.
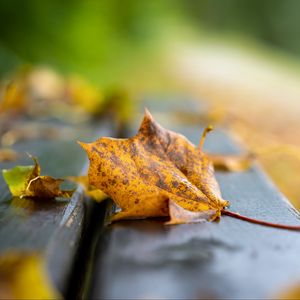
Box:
left=0, top=0, right=182, bottom=83
left=0, top=0, right=300, bottom=83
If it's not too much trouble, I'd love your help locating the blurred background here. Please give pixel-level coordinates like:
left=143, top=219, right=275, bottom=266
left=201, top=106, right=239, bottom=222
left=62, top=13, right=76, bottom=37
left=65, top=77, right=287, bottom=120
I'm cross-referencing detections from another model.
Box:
left=1, top=0, right=300, bottom=209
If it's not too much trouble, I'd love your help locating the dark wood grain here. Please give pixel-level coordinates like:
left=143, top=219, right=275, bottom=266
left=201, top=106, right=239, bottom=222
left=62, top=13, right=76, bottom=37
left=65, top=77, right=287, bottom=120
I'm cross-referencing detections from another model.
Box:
left=0, top=120, right=114, bottom=297
left=88, top=101, right=300, bottom=299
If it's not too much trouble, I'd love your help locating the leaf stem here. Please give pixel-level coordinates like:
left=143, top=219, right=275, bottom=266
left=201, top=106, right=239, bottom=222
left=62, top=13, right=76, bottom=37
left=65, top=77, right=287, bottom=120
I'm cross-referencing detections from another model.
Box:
left=199, top=125, right=214, bottom=150
left=222, top=209, right=300, bottom=231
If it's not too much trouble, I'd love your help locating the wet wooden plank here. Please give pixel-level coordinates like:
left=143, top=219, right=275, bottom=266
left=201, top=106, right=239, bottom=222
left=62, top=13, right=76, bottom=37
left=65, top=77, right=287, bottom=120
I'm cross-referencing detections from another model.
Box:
left=88, top=101, right=300, bottom=299
left=0, top=120, right=114, bottom=297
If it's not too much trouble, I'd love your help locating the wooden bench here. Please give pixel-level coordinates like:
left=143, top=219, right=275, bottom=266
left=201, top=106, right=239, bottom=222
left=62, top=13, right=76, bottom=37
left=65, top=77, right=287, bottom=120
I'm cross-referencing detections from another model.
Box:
left=0, top=118, right=114, bottom=298
left=1, top=99, right=300, bottom=299
left=88, top=100, right=300, bottom=299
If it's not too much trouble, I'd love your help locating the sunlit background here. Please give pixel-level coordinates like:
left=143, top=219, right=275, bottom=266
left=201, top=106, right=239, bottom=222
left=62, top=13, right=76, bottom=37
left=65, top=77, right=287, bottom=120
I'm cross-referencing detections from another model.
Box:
left=2, top=0, right=300, bottom=209
left=2, top=1, right=300, bottom=298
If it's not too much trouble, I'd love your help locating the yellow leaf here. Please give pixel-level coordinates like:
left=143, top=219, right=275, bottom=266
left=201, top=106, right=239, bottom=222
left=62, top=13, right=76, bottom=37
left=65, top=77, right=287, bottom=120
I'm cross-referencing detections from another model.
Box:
left=0, top=82, right=26, bottom=114
left=67, top=76, right=104, bottom=115
left=210, top=153, right=254, bottom=172
left=68, top=175, right=108, bottom=202
left=80, top=109, right=228, bottom=224
left=0, top=252, right=62, bottom=299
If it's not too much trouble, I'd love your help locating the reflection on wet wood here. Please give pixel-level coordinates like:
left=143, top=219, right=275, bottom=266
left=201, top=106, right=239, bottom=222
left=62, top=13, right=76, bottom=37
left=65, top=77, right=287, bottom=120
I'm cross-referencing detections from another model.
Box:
left=0, top=120, right=114, bottom=297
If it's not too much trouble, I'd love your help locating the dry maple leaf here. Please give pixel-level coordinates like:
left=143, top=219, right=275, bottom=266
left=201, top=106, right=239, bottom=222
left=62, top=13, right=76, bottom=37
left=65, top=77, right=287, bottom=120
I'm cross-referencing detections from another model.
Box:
left=79, top=109, right=228, bottom=224
left=80, top=109, right=300, bottom=230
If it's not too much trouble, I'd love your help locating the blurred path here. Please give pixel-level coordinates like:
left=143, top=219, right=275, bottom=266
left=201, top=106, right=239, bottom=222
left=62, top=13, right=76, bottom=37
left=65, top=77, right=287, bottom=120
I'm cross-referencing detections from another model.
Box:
left=169, top=41, right=300, bottom=208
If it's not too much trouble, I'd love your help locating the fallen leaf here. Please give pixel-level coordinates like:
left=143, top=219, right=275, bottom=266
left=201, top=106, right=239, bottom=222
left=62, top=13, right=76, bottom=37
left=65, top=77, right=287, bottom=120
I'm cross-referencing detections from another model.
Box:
left=210, top=153, right=254, bottom=172
left=79, top=109, right=228, bottom=224
left=0, top=148, right=19, bottom=162
left=0, top=81, right=26, bottom=114
left=1, top=125, right=62, bottom=147
left=68, top=175, right=108, bottom=202
left=0, top=251, right=62, bottom=299
left=67, top=76, right=104, bottom=115
left=275, top=281, right=300, bottom=299
left=2, top=155, right=73, bottom=199
left=2, top=162, right=38, bottom=197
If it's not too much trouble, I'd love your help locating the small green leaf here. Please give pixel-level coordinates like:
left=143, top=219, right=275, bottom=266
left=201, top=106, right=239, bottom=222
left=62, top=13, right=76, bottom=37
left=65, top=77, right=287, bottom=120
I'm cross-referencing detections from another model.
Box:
left=2, top=165, right=35, bottom=196
left=2, top=155, right=73, bottom=199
